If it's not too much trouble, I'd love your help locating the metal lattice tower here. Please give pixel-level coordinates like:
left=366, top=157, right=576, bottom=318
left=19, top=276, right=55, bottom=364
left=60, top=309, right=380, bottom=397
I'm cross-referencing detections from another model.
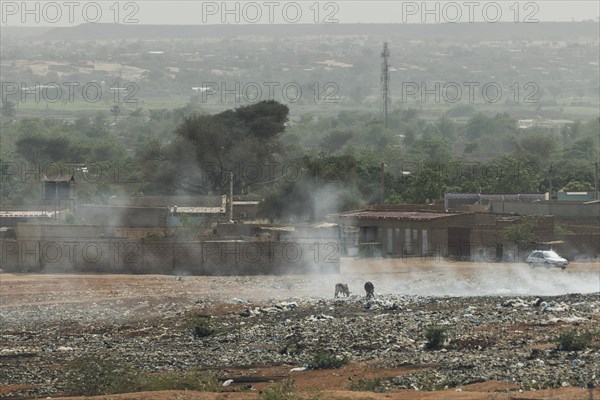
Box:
left=381, top=42, right=390, bottom=128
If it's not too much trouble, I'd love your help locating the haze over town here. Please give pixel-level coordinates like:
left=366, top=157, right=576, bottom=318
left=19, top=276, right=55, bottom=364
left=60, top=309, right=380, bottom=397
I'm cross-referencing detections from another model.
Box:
left=0, top=1, right=599, bottom=399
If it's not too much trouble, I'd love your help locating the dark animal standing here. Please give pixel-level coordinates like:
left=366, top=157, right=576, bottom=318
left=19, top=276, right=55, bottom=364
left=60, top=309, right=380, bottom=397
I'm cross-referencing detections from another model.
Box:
left=334, top=283, right=350, bottom=298
left=364, top=281, right=375, bottom=299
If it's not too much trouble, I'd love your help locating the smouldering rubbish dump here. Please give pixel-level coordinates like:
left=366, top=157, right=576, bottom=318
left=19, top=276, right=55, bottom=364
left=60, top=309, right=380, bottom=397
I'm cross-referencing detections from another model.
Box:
left=1, top=263, right=599, bottom=398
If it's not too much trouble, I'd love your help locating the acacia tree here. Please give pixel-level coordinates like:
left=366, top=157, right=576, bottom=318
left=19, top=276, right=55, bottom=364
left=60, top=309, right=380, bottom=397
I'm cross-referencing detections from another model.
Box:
left=402, top=166, right=447, bottom=204
left=501, top=216, right=540, bottom=244
left=258, top=154, right=382, bottom=222
left=139, top=100, right=289, bottom=195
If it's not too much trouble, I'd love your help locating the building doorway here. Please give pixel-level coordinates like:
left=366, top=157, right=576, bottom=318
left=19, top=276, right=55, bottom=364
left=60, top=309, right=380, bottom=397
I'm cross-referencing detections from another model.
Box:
left=447, top=227, right=471, bottom=260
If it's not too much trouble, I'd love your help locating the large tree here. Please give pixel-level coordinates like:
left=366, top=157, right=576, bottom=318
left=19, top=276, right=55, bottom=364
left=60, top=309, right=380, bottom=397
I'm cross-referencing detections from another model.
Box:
left=139, top=100, right=289, bottom=195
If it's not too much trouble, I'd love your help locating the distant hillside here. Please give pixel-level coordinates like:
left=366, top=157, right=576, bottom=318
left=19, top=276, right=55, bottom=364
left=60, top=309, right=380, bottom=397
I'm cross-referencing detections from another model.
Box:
left=0, top=26, right=53, bottom=39
left=21, top=22, right=600, bottom=42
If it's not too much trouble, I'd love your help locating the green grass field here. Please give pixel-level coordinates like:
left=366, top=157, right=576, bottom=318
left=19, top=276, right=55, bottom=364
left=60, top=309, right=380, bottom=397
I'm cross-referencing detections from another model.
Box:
left=11, top=95, right=600, bottom=122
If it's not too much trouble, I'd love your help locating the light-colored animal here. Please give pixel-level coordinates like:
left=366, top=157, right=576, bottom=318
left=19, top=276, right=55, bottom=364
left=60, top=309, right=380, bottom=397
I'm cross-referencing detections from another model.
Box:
left=334, top=283, right=350, bottom=298
left=364, top=281, right=375, bottom=299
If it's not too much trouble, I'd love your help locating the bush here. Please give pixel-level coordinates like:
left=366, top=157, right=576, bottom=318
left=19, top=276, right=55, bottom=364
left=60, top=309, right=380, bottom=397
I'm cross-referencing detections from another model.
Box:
left=556, top=329, right=591, bottom=351
left=308, top=348, right=350, bottom=369
left=279, top=335, right=304, bottom=355
left=63, top=357, right=138, bottom=396
left=425, top=325, right=447, bottom=350
left=260, top=378, right=298, bottom=400
left=194, top=317, right=215, bottom=337
left=63, top=357, right=221, bottom=396
left=348, top=377, right=384, bottom=392
left=136, top=369, right=220, bottom=392
left=183, top=314, right=218, bottom=337
left=64, top=211, right=77, bottom=224
left=146, top=231, right=166, bottom=239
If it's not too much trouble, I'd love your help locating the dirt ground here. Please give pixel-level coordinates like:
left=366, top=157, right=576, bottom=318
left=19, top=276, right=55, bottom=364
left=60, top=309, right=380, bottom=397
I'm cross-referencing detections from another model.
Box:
left=1, top=259, right=599, bottom=400
left=38, top=386, right=600, bottom=400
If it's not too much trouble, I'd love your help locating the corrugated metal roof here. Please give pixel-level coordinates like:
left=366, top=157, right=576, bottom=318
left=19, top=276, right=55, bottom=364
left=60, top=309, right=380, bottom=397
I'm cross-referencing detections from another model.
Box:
left=169, top=206, right=225, bottom=214
left=42, top=175, right=74, bottom=182
left=0, top=211, right=58, bottom=218
left=312, top=222, right=339, bottom=228
left=110, top=195, right=226, bottom=207
left=339, top=210, right=461, bottom=221
left=259, top=226, right=295, bottom=232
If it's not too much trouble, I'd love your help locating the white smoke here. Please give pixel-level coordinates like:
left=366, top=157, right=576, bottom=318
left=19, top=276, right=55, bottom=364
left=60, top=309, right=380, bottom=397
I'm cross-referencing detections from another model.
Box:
left=338, top=259, right=600, bottom=297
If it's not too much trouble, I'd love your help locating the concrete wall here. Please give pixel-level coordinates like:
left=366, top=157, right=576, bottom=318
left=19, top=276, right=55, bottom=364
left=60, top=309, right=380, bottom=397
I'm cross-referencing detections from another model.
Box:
left=490, top=200, right=600, bottom=218
left=76, top=205, right=169, bottom=227
left=1, top=216, right=52, bottom=227
left=445, top=193, right=547, bottom=210
left=114, top=227, right=173, bottom=239
left=216, top=223, right=260, bottom=237
left=107, top=195, right=225, bottom=207
left=368, top=204, right=446, bottom=212
left=232, top=203, right=259, bottom=220
left=0, top=238, right=340, bottom=275
left=556, top=233, right=600, bottom=259
left=17, top=223, right=114, bottom=239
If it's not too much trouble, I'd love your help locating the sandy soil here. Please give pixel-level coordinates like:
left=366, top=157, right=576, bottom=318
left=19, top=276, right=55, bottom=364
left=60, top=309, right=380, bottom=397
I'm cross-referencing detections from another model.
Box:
left=38, top=386, right=600, bottom=400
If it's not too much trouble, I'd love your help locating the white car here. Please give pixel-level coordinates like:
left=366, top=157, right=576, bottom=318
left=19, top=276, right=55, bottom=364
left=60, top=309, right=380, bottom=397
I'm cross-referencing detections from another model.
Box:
left=525, top=250, right=569, bottom=269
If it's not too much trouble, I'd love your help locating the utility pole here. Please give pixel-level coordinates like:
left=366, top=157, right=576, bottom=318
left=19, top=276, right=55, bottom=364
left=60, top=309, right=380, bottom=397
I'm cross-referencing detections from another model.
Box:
left=380, top=162, right=385, bottom=204
left=229, top=172, right=233, bottom=221
left=548, top=164, right=553, bottom=201
left=595, top=161, right=599, bottom=200
left=381, top=42, right=390, bottom=129
left=55, top=182, right=59, bottom=221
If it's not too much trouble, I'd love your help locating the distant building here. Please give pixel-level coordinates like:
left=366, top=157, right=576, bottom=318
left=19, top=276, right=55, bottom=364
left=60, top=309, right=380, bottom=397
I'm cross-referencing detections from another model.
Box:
left=336, top=204, right=560, bottom=261
left=106, top=195, right=260, bottom=222
left=102, top=195, right=227, bottom=228
left=107, top=195, right=225, bottom=208
left=76, top=194, right=262, bottom=229
left=232, top=195, right=261, bottom=221
left=556, top=191, right=597, bottom=202
left=0, top=175, right=74, bottom=227
left=42, top=174, right=74, bottom=206
left=488, top=199, right=600, bottom=219
left=0, top=209, right=62, bottom=227
left=445, top=193, right=547, bottom=211
left=338, top=207, right=479, bottom=259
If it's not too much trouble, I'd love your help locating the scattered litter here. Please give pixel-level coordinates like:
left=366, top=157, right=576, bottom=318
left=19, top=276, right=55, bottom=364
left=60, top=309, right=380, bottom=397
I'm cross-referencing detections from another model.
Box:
left=307, top=314, right=334, bottom=322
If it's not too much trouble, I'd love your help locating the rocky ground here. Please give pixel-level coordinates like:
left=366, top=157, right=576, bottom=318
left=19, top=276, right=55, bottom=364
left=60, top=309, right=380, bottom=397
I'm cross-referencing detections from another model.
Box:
left=1, top=259, right=599, bottom=399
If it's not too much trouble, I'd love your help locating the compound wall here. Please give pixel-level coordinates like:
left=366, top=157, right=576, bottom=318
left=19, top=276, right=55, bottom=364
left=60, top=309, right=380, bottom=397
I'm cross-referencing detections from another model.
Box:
left=0, top=238, right=340, bottom=275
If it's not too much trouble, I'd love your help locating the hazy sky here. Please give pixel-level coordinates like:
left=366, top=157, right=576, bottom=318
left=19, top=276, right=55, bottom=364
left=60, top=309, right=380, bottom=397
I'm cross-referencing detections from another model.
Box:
left=1, top=1, right=599, bottom=26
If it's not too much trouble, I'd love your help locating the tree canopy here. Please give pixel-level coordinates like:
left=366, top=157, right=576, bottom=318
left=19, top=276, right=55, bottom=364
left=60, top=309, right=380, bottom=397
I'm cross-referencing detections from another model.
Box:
left=139, top=100, right=289, bottom=195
